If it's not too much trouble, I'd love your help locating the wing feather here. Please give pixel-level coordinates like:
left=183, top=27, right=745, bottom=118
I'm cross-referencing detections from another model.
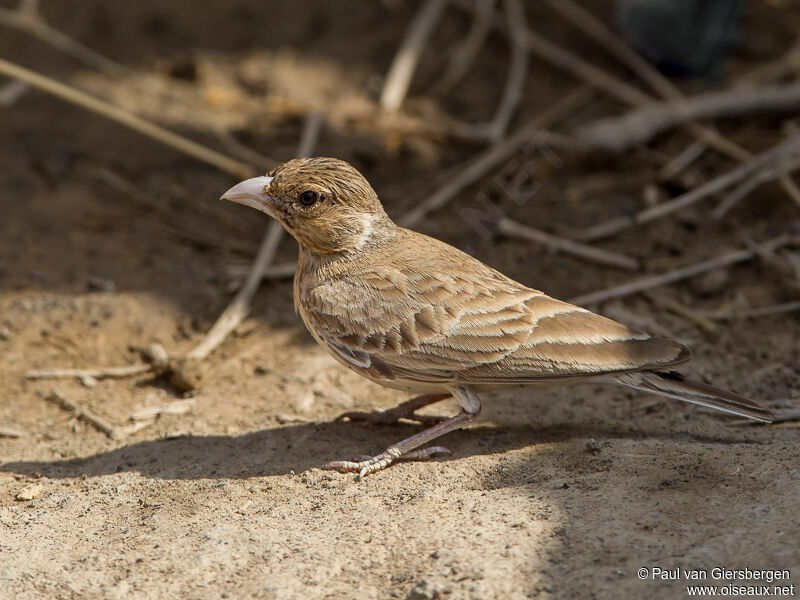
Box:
left=299, top=232, right=688, bottom=385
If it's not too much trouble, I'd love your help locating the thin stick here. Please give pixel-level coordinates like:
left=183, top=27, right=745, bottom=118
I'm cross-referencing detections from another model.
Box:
left=577, top=81, right=800, bottom=152
left=485, top=0, right=528, bottom=142
left=644, top=291, right=716, bottom=333
left=569, top=235, right=797, bottom=306
left=0, top=426, right=24, bottom=438
left=399, top=85, right=593, bottom=228
left=580, top=132, right=800, bottom=241
left=434, top=0, right=496, bottom=96
left=542, top=0, right=678, bottom=101
left=0, top=1, right=124, bottom=76
left=0, top=58, right=257, bottom=180
left=704, top=300, right=800, bottom=321
left=497, top=218, right=639, bottom=270
left=46, top=388, right=118, bottom=439
left=712, top=150, right=800, bottom=219
left=25, top=364, right=152, bottom=380
left=658, top=140, right=707, bottom=181
left=380, top=0, right=448, bottom=112
left=187, top=112, right=323, bottom=362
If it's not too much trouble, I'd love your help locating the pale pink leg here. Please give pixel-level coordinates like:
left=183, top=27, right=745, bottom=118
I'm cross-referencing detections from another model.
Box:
left=324, top=386, right=481, bottom=478
left=335, top=393, right=450, bottom=426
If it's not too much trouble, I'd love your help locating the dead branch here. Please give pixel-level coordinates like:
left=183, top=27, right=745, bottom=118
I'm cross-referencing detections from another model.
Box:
left=399, top=85, right=593, bottom=228
left=712, top=149, right=800, bottom=218
left=186, top=112, right=323, bottom=364
left=569, top=235, right=798, bottom=306
left=0, top=0, right=124, bottom=75
left=45, top=388, right=149, bottom=440
left=0, top=58, right=257, bottom=179
left=580, top=132, right=800, bottom=241
left=705, top=300, right=800, bottom=322
left=380, top=0, right=448, bottom=112
left=434, top=0, right=496, bottom=96
left=131, top=399, right=196, bottom=421
left=484, top=0, right=528, bottom=142
left=497, top=218, right=639, bottom=270
left=644, top=291, right=716, bottom=333
left=577, top=81, right=800, bottom=153
left=25, top=364, right=152, bottom=380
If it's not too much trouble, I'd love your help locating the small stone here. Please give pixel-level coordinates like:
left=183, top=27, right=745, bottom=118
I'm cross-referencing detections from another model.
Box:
left=0, top=328, right=10, bottom=340
left=15, top=483, right=43, bottom=501
left=254, top=365, right=271, bottom=375
left=79, top=374, right=98, bottom=388
left=143, top=343, right=169, bottom=369
left=586, top=439, right=602, bottom=454
left=86, top=276, right=116, bottom=293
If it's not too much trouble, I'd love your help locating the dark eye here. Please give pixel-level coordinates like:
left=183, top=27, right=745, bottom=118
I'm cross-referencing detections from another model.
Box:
left=298, top=190, right=321, bottom=207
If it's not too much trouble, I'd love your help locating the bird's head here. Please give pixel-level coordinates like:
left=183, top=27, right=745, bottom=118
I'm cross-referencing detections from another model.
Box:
left=222, top=157, right=391, bottom=256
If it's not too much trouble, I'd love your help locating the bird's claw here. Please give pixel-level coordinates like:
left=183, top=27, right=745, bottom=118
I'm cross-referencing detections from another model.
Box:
left=323, top=446, right=451, bottom=478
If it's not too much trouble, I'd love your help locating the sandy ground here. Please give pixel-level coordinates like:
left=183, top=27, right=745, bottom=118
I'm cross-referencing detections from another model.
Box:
left=2, top=1, right=800, bottom=598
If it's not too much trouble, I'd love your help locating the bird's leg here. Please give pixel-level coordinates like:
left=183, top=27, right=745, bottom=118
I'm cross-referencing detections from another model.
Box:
left=324, top=386, right=481, bottom=478
left=335, top=393, right=451, bottom=426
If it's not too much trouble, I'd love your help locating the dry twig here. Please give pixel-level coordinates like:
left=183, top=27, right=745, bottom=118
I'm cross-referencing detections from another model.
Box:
left=399, top=85, right=592, bottom=228
left=484, top=0, right=528, bottom=142
left=577, top=82, right=800, bottom=153
left=45, top=388, right=149, bottom=440
left=434, top=0, right=496, bottom=96
left=25, top=364, right=152, bottom=381
left=704, top=300, right=800, bottom=322
left=569, top=235, right=798, bottom=306
left=380, top=0, right=448, bottom=112
left=0, top=0, right=124, bottom=75
left=187, top=112, right=323, bottom=363
left=580, top=132, right=800, bottom=241
left=0, top=58, right=257, bottom=179
left=497, top=218, right=639, bottom=270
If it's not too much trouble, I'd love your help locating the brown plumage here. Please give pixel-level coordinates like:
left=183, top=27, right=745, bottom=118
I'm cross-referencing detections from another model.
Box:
left=222, top=157, right=773, bottom=478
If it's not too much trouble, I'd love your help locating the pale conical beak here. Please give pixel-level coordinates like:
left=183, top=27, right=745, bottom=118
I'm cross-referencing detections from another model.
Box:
left=221, top=176, right=276, bottom=218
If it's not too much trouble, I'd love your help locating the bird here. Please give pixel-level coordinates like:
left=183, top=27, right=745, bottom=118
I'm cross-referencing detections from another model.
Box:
left=221, top=157, right=773, bottom=478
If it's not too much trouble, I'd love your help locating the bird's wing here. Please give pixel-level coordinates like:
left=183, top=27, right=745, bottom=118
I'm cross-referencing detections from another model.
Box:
left=301, top=241, right=688, bottom=385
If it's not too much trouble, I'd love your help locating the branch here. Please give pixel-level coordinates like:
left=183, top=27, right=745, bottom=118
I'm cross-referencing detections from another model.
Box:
left=580, top=132, right=800, bottom=241
left=576, top=82, right=800, bottom=153
left=0, top=58, right=257, bottom=179
left=485, top=0, right=528, bottom=142
left=399, top=85, right=593, bottom=228
left=186, top=112, right=324, bottom=363
left=380, top=0, right=448, bottom=112
left=569, top=235, right=798, bottom=306
left=497, top=218, right=639, bottom=270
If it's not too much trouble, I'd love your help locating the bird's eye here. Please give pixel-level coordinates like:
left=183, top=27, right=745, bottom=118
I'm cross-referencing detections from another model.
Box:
left=298, top=190, right=321, bottom=207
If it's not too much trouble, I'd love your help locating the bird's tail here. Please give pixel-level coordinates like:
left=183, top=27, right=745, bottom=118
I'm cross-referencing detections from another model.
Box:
left=615, top=371, right=774, bottom=423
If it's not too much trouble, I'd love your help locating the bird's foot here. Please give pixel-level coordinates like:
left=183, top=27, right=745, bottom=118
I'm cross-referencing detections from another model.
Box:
left=335, top=393, right=450, bottom=426
left=323, top=446, right=451, bottom=478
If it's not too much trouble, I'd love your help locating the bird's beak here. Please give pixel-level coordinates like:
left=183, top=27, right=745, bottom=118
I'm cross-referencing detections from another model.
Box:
left=221, top=176, right=276, bottom=218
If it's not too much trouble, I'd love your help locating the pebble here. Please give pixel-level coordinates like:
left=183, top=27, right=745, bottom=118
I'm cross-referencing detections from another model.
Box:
left=15, top=483, right=43, bottom=501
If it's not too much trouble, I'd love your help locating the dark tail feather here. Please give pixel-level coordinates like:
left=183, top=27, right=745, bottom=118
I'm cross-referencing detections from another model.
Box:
left=615, top=371, right=774, bottom=423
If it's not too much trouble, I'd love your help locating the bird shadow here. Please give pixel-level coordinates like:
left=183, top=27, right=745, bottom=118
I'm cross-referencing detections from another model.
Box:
left=0, top=418, right=765, bottom=482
